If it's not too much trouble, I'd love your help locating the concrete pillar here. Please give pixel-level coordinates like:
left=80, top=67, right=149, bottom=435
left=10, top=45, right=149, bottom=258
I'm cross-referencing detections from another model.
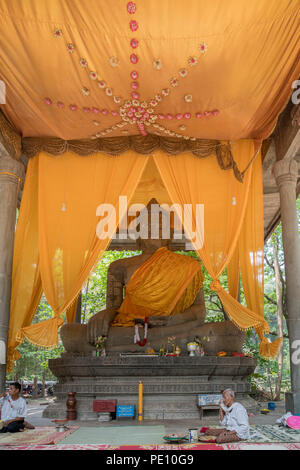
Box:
left=0, top=145, right=25, bottom=390
left=273, top=157, right=300, bottom=413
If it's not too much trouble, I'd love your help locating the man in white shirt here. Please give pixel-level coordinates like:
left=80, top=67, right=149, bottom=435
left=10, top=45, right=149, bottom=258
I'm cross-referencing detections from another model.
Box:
left=0, top=382, right=27, bottom=433
left=204, top=388, right=250, bottom=443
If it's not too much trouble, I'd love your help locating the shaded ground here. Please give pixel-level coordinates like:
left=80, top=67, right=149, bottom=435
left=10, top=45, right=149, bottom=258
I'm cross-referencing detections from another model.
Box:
left=25, top=398, right=287, bottom=435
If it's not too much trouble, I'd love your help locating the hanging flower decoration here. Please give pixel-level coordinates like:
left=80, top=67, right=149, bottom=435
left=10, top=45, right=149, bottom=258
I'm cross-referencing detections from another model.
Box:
left=162, top=88, right=170, bottom=97
left=199, top=42, right=208, bottom=54
left=130, top=20, right=139, bottom=31
left=53, top=29, right=63, bottom=38
left=170, top=77, right=178, bottom=87
left=188, top=56, right=198, bottom=66
left=130, top=38, right=139, bottom=49
left=153, top=59, right=162, bottom=70
left=179, top=68, right=188, bottom=78
left=130, top=53, right=138, bottom=64
left=131, top=70, right=138, bottom=80
left=127, top=2, right=136, bottom=14
left=113, top=96, right=121, bottom=104
left=109, top=56, right=119, bottom=67
left=98, top=80, right=106, bottom=89
left=79, top=58, right=88, bottom=68
left=66, top=43, right=75, bottom=53
left=105, top=88, right=113, bottom=96
left=89, top=71, right=98, bottom=80
left=81, top=87, right=90, bottom=96
left=184, top=94, right=193, bottom=103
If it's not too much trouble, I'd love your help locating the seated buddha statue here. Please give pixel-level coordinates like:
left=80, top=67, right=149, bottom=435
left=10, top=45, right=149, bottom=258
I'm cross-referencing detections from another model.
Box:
left=61, top=200, right=245, bottom=355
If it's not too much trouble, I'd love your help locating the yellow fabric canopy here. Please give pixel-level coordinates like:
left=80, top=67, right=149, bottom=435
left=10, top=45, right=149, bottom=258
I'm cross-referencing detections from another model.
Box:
left=112, top=246, right=204, bottom=327
left=0, top=0, right=299, bottom=143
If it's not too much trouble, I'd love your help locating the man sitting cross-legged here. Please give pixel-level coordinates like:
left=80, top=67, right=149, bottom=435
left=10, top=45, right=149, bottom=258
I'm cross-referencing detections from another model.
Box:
left=0, top=382, right=34, bottom=433
left=204, top=388, right=250, bottom=443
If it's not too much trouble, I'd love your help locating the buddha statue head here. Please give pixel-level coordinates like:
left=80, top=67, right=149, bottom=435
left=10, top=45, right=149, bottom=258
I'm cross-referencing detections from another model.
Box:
left=134, top=198, right=174, bottom=254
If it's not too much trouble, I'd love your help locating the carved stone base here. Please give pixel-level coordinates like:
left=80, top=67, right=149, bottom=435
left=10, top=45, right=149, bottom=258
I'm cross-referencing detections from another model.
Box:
left=44, top=354, right=258, bottom=421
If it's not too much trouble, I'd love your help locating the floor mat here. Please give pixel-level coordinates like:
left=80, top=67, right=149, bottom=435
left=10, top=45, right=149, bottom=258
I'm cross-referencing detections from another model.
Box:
left=0, top=426, right=78, bottom=446
left=248, top=425, right=300, bottom=443
left=223, top=442, right=300, bottom=450
left=58, top=425, right=166, bottom=446
left=0, top=443, right=224, bottom=450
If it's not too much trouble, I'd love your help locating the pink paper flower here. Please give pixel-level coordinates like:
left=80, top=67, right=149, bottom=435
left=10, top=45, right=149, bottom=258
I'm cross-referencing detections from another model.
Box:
left=54, top=29, right=62, bottom=38
left=196, top=112, right=203, bottom=118
left=131, top=82, right=139, bottom=90
left=79, top=58, right=88, bottom=68
left=188, top=56, right=197, bottom=66
left=184, top=113, right=191, bottom=119
left=170, top=78, right=178, bottom=87
left=92, top=107, right=100, bottom=114
left=127, top=2, right=136, bottom=14
left=130, top=20, right=138, bottom=32
left=44, top=97, right=52, bottom=105
left=131, top=91, right=140, bottom=100
left=176, top=113, right=183, bottom=120
left=130, top=53, right=138, bottom=64
left=57, top=101, right=64, bottom=109
left=199, top=42, right=208, bottom=54
left=66, top=43, right=75, bottom=53
left=130, top=38, right=139, bottom=49
left=131, top=70, right=138, bottom=80
left=69, top=104, right=78, bottom=111
left=89, top=72, right=97, bottom=80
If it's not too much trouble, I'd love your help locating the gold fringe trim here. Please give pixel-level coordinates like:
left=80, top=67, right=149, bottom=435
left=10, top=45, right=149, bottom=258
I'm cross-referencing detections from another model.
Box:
left=21, top=135, right=247, bottom=182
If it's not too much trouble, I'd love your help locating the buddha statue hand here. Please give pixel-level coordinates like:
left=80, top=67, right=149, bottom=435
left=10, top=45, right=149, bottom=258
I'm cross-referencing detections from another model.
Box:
left=86, top=307, right=117, bottom=345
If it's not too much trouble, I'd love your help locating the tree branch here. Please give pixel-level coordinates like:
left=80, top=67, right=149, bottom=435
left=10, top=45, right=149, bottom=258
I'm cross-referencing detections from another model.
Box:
left=264, top=294, right=277, bottom=306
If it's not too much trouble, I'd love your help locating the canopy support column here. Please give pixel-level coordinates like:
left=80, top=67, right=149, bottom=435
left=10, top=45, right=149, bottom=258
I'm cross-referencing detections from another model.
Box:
left=0, top=145, right=24, bottom=390
left=273, top=157, right=300, bottom=414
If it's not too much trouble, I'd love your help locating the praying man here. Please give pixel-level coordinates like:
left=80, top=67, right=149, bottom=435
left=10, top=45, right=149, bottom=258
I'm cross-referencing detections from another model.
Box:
left=204, top=388, right=250, bottom=443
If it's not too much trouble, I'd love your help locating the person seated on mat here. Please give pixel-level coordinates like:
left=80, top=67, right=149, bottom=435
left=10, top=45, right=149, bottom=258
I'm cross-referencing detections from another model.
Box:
left=0, top=382, right=34, bottom=433
left=204, top=388, right=250, bottom=443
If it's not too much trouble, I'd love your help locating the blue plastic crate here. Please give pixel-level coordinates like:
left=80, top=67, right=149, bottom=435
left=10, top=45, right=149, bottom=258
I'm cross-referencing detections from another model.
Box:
left=116, top=405, right=135, bottom=418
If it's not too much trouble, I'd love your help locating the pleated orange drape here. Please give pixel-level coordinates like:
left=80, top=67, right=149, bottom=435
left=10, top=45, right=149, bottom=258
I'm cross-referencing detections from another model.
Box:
left=12, top=151, right=148, bottom=351
left=153, top=141, right=281, bottom=357
left=238, top=154, right=283, bottom=357
left=7, top=157, right=43, bottom=371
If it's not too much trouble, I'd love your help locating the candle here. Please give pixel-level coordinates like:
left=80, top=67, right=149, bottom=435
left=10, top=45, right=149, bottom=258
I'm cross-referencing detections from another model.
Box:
left=138, top=381, right=143, bottom=421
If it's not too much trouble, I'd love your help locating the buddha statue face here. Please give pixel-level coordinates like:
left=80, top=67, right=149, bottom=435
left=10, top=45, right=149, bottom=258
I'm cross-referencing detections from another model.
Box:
left=135, top=199, right=174, bottom=253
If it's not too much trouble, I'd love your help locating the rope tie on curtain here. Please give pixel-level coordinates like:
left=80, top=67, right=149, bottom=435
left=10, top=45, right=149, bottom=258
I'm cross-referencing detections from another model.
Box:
left=210, top=279, right=222, bottom=292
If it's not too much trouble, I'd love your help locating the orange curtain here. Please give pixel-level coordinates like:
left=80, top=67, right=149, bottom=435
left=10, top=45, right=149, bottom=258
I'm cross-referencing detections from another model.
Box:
left=227, top=246, right=239, bottom=300
left=238, top=153, right=283, bottom=357
left=153, top=141, right=281, bottom=357
left=7, top=157, right=42, bottom=371
left=13, top=151, right=148, bottom=349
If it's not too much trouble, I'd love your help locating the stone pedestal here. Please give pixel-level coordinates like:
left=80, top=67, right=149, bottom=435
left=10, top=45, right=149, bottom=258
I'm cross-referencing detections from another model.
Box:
left=44, top=354, right=258, bottom=421
left=0, top=147, right=25, bottom=389
left=273, top=158, right=300, bottom=410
